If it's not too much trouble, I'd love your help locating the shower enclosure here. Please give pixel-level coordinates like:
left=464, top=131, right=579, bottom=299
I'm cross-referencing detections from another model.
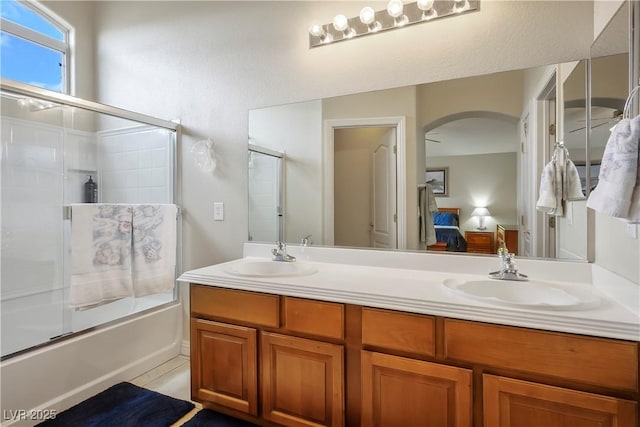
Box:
left=248, top=144, right=284, bottom=243
left=1, top=80, right=180, bottom=358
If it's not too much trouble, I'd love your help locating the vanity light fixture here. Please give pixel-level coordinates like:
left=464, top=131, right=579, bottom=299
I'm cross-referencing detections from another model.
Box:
left=309, top=0, right=479, bottom=48
left=471, top=207, right=491, bottom=230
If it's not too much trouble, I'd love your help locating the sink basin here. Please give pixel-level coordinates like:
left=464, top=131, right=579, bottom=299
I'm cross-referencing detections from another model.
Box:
left=225, top=259, right=318, bottom=277
left=442, top=278, right=600, bottom=311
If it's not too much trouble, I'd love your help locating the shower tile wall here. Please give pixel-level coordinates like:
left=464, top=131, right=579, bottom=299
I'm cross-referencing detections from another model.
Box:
left=98, top=127, right=172, bottom=204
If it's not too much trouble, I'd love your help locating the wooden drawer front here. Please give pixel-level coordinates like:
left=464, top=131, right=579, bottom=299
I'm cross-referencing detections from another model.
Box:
left=190, top=284, right=279, bottom=328
left=362, top=308, right=435, bottom=356
left=444, top=319, right=638, bottom=391
left=283, top=297, right=344, bottom=340
left=483, top=374, right=637, bottom=427
left=466, top=233, right=492, bottom=245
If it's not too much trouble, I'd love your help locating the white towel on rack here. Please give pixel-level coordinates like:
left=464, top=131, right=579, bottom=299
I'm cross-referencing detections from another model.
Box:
left=70, top=204, right=134, bottom=309
left=132, top=204, right=177, bottom=297
left=536, top=161, right=557, bottom=214
left=587, top=116, right=640, bottom=219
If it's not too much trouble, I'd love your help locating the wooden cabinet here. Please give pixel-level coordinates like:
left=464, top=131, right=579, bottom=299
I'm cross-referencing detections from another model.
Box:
left=261, top=332, right=344, bottom=426
left=190, top=318, right=258, bottom=415
left=496, top=224, right=518, bottom=255
left=483, top=375, right=637, bottom=427
left=362, top=351, right=472, bottom=427
left=190, top=287, right=346, bottom=426
left=464, top=230, right=494, bottom=254
left=190, top=285, right=639, bottom=426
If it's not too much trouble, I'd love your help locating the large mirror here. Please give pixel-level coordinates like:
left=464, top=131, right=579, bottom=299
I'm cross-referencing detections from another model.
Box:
left=248, top=2, right=630, bottom=261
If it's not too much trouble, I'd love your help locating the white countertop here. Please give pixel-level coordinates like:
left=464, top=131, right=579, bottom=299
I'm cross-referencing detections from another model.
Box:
left=179, top=244, right=640, bottom=342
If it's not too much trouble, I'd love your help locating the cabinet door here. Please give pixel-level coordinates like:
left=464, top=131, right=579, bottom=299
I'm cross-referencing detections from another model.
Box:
left=190, top=318, right=258, bottom=415
left=261, top=332, right=344, bottom=427
left=483, top=374, right=638, bottom=427
left=361, top=351, right=472, bottom=427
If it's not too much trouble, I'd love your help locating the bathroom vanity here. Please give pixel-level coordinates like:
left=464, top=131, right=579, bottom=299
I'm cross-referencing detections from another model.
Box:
left=180, top=244, right=639, bottom=427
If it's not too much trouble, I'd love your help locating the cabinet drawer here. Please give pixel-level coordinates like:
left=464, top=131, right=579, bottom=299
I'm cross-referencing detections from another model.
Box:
left=466, top=233, right=492, bottom=244
left=483, top=374, right=637, bottom=427
left=362, top=308, right=435, bottom=356
left=283, top=297, right=344, bottom=340
left=190, top=284, right=280, bottom=327
left=444, top=319, right=638, bottom=391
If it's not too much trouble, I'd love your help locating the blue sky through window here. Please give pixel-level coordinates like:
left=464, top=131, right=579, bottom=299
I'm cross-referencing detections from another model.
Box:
left=1, top=0, right=66, bottom=92
left=1, top=0, right=65, bottom=41
left=1, top=32, right=63, bottom=91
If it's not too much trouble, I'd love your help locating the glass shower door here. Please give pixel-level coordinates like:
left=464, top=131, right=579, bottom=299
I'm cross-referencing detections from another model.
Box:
left=1, top=105, right=66, bottom=356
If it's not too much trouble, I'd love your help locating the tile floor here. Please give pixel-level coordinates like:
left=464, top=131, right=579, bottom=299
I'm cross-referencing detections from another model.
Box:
left=130, top=356, right=202, bottom=425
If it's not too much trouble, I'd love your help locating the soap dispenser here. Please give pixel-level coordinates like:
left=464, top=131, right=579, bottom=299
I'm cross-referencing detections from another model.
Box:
left=84, top=175, right=98, bottom=203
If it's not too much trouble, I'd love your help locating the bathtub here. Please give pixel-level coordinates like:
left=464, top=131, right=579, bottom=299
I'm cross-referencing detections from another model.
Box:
left=0, top=301, right=182, bottom=427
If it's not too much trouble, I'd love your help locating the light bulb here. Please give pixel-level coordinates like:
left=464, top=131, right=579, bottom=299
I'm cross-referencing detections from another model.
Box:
left=332, top=14, right=349, bottom=32
left=309, top=23, right=325, bottom=38
left=359, top=7, right=376, bottom=25
left=332, top=13, right=355, bottom=38
left=417, top=0, right=438, bottom=20
left=386, top=0, right=404, bottom=18
left=359, top=6, right=381, bottom=32
left=417, top=0, right=434, bottom=10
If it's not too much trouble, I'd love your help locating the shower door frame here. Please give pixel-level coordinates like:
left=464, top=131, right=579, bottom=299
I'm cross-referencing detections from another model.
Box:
left=0, top=78, right=182, bottom=359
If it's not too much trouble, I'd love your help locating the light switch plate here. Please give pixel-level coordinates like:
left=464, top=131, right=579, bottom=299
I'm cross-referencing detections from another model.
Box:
left=626, top=223, right=638, bottom=239
left=213, top=202, right=224, bottom=221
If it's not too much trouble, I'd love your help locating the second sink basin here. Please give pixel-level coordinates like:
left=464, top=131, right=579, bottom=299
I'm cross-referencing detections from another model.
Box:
left=442, top=278, right=600, bottom=311
left=225, top=259, right=318, bottom=277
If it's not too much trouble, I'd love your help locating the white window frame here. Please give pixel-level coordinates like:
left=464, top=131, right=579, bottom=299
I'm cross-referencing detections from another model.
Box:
left=1, top=0, right=71, bottom=93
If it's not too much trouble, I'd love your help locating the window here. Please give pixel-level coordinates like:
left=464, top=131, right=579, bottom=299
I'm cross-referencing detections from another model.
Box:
left=1, top=0, right=70, bottom=93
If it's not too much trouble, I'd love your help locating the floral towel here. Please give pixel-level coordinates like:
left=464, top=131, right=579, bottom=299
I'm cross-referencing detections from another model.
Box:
left=132, top=204, right=177, bottom=297
left=587, top=116, right=640, bottom=220
left=70, top=204, right=135, bottom=309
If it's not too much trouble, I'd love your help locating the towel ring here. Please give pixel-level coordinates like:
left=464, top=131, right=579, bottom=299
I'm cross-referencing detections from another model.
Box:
left=622, top=85, right=640, bottom=119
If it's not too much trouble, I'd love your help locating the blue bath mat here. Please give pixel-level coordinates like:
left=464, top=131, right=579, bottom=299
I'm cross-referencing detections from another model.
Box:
left=37, top=382, right=194, bottom=427
left=181, top=409, right=259, bottom=427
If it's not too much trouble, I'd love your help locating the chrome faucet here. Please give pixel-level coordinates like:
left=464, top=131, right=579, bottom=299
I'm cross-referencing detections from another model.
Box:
left=489, top=251, right=528, bottom=281
left=301, top=234, right=313, bottom=247
left=272, top=241, right=296, bottom=262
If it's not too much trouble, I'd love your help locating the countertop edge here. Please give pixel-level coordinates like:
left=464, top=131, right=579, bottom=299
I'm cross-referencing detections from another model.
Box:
left=179, top=270, right=640, bottom=342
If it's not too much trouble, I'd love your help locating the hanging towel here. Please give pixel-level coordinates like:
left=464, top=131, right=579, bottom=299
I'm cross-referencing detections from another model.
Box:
left=70, top=204, right=134, bottom=309
left=132, top=204, right=177, bottom=297
left=536, top=161, right=557, bottom=214
left=419, top=184, right=439, bottom=246
left=564, top=158, right=585, bottom=201
left=587, top=116, right=640, bottom=219
left=626, top=143, right=640, bottom=223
